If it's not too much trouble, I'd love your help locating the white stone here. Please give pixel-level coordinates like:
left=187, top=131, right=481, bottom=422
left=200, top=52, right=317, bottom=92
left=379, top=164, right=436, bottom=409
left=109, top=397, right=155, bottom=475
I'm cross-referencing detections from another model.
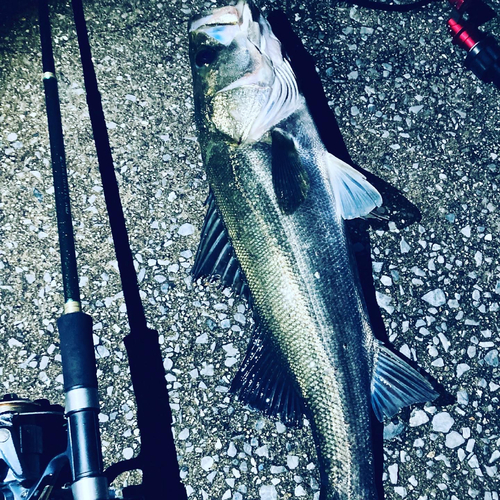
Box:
left=287, top=455, right=299, bottom=469
left=223, top=343, right=239, bottom=357
left=96, top=345, right=110, bottom=358
left=200, top=363, right=214, bottom=376
left=457, top=390, right=468, bottom=405
left=421, top=289, right=446, bottom=307
left=474, top=251, right=483, bottom=266
left=388, top=463, right=398, bottom=484
left=200, top=456, right=214, bottom=471
left=437, top=332, right=450, bottom=351
left=489, top=450, right=500, bottom=463
left=384, top=421, right=405, bottom=440
left=409, top=409, right=429, bottom=427
left=394, top=486, right=407, bottom=498
left=196, top=333, right=208, bottom=344
left=276, top=422, right=286, bottom=433
left=294, top=485, right=307, bottom=496
left=468, top=454, right=480, bottom=468
left=457, top=363, right=470, bottom=378
left=178, top=223, right=195, bottom=236
left=376, top=291, right=394, bottom=314
left=227, top=442, right=237, bottom=457
left=271, top=466, right=286, bottom=474
left=255, top=445, right=269, bottom=457
left=484, top=350, right=499, bottom=366
left=259, top=485, right=277, bottom=500
left=465, top=440, right=475, bottom=456
left=178, top=428, right=189, bottom=440
left=400, top=238, right=410, bottom=253
left=445, top=431, right=464, bottom=448
left=432, top=412, right=454, bottom=433
left=380, top=275, right=392, bottom=286
left=409, top=105, right=424, bottom=114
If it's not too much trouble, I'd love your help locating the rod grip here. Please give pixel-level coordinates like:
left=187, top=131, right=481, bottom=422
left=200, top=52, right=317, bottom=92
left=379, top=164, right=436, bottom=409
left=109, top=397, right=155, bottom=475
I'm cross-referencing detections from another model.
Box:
left=58, top=312, right=98, bottom=391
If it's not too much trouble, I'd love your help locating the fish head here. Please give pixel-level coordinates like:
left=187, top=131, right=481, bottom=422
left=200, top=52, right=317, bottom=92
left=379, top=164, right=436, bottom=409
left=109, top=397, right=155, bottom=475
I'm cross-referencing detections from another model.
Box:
left=189, top=1, right=286, bottom=144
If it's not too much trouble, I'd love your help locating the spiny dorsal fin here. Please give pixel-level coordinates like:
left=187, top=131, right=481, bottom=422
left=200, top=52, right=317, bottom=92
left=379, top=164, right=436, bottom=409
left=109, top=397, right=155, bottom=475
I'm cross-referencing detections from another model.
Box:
left=231, top=320, right=305, bottom=427
left=325, top=152, right=382, bottom=220
left=192, top=191, right=251, bottom=302
left=271, top=128, right=310, bottom=215
left=371, top=341, right=438, bottom=422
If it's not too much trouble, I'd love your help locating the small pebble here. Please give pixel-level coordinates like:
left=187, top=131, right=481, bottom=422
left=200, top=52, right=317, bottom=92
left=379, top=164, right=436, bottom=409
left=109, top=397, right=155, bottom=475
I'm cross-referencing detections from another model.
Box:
left=409, top=409, right=429, bottom=427
left=201, top=456, right=214, bottom=471
left=400, top=238, right=410, bottom=253
left=421, top=289, right=446, bottom=307
left=484, top=350, right=498, bottom=366
left=178, top=428, right=189, bottom=440
left=383, top=421, right=405, bottom=440
left=388, top=463, right=398, bottom=484
left=178, top=223, right=195, bottom=236
left=445, top=431, right=465, bottom=448
left=259, top=485, right=277, bottom=500
left=457, top=363, right=470, bottom=378
left=432, top=412, right=454, bottom=433
left=227, top=442, right=237, bottom=457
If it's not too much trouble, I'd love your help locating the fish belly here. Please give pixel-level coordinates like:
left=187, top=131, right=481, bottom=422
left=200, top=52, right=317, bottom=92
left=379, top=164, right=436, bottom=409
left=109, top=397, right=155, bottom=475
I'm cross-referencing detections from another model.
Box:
left=204, top=136, right=379, bottom=499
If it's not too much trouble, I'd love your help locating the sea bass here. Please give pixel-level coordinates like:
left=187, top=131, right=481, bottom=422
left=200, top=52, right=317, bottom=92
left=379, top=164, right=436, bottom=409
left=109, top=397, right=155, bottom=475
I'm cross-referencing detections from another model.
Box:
left=188, top=2, right=438, bottom=498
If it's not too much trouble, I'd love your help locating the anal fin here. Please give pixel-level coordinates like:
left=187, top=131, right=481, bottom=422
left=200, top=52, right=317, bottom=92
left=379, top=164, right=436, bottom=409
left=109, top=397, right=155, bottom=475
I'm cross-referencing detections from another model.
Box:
left=371, top=341, right=438, bottom=422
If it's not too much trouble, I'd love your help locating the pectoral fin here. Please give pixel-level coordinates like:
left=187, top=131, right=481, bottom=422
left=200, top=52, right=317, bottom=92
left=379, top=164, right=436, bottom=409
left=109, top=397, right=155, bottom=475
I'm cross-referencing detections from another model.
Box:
left=371, top=341, right=438, bottom=422
left=231, top=319, right=305, bottom=427
left=325, top=152, right=382, bottom=220
left=192, top=191, right=251, bottom=302
left=271, top=128, right=310, bottom=215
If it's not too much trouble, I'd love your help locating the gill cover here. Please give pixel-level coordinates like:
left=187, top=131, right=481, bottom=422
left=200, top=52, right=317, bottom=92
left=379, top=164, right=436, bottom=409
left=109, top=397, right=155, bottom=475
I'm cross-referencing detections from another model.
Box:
left=189, top=1, right=301, bottom=143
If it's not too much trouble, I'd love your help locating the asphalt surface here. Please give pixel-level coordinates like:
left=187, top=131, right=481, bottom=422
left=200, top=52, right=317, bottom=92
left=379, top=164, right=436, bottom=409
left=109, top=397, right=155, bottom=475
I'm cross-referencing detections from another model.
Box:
left=0, top=0, right=499, bottom=499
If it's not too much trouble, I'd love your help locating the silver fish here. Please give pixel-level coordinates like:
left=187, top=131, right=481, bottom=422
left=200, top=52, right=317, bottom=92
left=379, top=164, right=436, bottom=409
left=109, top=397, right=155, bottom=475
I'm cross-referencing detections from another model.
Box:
left=188, top=2, right=438, bottom=498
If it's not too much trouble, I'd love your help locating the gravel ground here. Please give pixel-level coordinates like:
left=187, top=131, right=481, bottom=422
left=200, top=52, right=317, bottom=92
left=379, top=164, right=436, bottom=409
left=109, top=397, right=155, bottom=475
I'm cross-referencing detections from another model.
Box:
left=0, top=0, right=499, bottom=499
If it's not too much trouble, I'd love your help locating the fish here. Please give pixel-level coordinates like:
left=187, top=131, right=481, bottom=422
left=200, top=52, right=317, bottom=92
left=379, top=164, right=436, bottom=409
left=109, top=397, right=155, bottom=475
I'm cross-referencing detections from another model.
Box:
left=188, top=2, right=438, bottom=498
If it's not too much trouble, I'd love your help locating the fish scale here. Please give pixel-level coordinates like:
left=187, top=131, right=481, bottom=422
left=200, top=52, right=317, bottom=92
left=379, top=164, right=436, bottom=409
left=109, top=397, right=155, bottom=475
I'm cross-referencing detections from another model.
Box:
left=189, top=2, right=438, bottom=498
left=202, top=113, right=379, bottom=499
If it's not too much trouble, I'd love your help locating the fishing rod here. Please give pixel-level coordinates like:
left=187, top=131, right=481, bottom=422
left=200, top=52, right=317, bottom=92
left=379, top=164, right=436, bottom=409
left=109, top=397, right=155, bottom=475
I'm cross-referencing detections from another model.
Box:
left=39, top=0, right=109, bottom=497
left=69, top=0, right=187, bottom=498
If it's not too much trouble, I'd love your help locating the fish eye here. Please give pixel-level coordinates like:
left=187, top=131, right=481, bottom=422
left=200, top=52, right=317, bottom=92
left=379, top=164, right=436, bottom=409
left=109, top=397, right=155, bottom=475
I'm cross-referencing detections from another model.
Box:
left=196, top=46, right=218, bottom=68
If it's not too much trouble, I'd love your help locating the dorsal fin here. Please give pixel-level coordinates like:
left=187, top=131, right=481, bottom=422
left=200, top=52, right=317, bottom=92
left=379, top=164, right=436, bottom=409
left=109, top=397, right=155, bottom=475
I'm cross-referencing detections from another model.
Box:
left=192, top=192, right=251, bottom=301
left=325, top=152, right=382, bottom=220
left=271, top=128, right=310, bottom=215
left=231, top=319, right=305, bottom=427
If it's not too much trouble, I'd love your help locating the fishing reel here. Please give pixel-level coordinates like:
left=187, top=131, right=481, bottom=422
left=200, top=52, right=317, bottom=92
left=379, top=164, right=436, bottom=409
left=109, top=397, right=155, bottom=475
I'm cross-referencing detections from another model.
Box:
left=0, top=394, right=70, bottom=499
